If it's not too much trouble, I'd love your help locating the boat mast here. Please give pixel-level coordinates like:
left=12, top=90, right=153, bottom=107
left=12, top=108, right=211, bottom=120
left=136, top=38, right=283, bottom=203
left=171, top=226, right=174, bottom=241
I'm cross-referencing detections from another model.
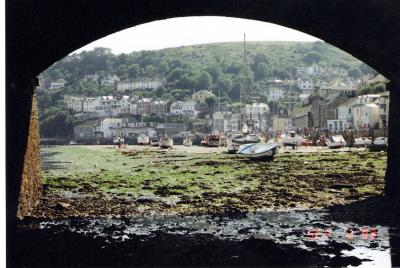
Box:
left=288, top=73, right=292, bottom=130
left=240, top=32, right=246, bottom=132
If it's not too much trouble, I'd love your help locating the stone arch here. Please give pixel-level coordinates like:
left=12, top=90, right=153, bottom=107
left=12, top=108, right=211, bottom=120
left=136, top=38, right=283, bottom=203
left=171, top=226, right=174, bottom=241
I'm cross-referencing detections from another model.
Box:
left=7, top=0, right=400, bottom=221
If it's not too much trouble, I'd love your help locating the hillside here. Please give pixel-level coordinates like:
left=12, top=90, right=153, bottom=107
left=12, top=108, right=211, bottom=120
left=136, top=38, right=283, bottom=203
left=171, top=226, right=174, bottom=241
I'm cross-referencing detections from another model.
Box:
left=38, top=41, right=377, bottom=138
left=40, top=41, right=371, bottom=102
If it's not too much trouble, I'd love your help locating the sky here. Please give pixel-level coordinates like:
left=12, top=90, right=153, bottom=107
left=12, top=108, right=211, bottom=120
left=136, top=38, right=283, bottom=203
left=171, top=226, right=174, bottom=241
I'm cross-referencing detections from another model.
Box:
left=72, top=16, right=322, bottom=55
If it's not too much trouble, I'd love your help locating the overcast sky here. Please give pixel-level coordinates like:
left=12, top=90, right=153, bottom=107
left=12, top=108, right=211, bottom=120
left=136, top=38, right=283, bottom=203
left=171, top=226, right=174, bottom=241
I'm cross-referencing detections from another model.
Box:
left=72, top=16, right=322, bottom=55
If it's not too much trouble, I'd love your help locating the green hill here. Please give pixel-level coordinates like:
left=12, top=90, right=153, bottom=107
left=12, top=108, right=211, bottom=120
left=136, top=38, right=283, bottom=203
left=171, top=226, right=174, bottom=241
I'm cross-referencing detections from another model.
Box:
left=41, top=41, right=370, bottom=102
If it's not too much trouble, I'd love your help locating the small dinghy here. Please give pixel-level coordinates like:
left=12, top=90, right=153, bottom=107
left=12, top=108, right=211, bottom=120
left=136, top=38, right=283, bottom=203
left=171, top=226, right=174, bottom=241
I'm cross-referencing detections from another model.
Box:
left=326, top=135, right=346, bottom=149
left=232, top=133, right=262, bottom=144
left=137, top=134, right=149, bottom=145
left=183, top=136, right=192, bottom=147
left=237, top=143, right=279, bottom=161
left=354, top=137, right=372, bottom=147
left=160, top=136, right=173, bottom=149
left=150, top=136, right=160, bottom=147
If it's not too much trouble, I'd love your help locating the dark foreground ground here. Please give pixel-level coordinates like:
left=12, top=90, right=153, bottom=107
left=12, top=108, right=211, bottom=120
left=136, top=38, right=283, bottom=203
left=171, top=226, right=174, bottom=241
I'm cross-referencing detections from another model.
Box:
left=9, top=145, right=400, bottom=267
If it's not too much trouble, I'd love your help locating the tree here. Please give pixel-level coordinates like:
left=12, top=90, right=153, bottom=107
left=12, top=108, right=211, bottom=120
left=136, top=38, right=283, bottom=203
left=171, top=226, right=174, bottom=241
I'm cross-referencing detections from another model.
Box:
left=252, top=53, right=269, bottom=71
left=128, top=64, right=140, bottom=78
left=196, top=71, right=212, bottom=89
left=358, top=82, right=386, bottom=95
left=206, top=65, right=223, bottom=83
left=254, top=62, right=269, bottom=81
left=359, top=62, right=378, bottom=75
left=303, top=52, right=322, bottom=64
left=167, top=68, right=186, bottom=82
left=348, top=68, right=362, bottom=79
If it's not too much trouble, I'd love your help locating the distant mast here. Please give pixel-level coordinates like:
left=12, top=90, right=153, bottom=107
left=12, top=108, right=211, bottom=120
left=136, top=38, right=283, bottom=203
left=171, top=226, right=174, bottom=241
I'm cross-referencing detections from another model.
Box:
left=240, top=32, right=247, bottom=131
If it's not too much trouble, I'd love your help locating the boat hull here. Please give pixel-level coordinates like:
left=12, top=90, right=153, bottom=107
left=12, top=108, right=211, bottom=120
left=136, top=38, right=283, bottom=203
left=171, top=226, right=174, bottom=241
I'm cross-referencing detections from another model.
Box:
left=160, top=138, right=173, bottom=149
left=237, top=143, right=278, bottom=161
left=366, top=144, right=387, bottom=152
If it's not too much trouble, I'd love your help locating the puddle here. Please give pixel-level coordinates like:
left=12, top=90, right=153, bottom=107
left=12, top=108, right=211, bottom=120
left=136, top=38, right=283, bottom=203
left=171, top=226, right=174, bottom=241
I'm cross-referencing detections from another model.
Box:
left=17, top=210, right=396, bottom=267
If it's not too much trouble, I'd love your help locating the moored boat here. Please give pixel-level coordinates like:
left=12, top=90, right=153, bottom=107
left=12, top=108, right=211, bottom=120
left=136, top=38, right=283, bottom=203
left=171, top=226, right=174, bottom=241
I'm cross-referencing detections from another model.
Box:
left=232, top=133, right=262, bottom=144
left=227, top=142, right=240, bottom=154
left=183, top=136, right=192, bottom=147
left=237, top=143, right=279, bottom=161
left=325, top=135, right=346, bottom=149
left=354, top=137, right=372, bottom=147
left=137, top=134, right=149, bottom=145
left=280, top=131, right=304, bottom=148
left=150, top=136, right=160, bottom=147
left=201, top=134, right=221, bottom=147
left=160, top=136, right=173, bottom=149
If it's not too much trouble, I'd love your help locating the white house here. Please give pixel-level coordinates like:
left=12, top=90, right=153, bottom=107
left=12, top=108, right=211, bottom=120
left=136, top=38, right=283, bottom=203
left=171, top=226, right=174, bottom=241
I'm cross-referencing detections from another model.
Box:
left=267, top=88, right=284, bottom=102
left=82, top=97, right=99, bottom=113
left=50, top=79, right=67, bottom=89
left=101, top=75, right=120, bottom=86
left=116, top=78, right=164, bottom=92
left=192, top=90, right=215, bottom=104
left=212, top=111, right=232, bottom=133
left=297, top=78, right=313, bottom=91
left=378, top=92, right=390, bottom=128
left=352, top=95, right=381, bottom=130
left=327, top=98, right=357, bottom=131
left=64, top=95, right=83, bottom=112
left=170, top=101, right=184, bottom=115
left=244, top=103, right=269, bottom=116
left=98, top=118, right=123, bottom=138
left=182, top=100, right=199, bottom=116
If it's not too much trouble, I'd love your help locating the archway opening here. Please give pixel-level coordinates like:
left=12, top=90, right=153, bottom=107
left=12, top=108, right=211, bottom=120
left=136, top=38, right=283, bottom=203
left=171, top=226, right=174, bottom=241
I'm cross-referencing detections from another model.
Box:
left=19, top=16, right=394, bottom=267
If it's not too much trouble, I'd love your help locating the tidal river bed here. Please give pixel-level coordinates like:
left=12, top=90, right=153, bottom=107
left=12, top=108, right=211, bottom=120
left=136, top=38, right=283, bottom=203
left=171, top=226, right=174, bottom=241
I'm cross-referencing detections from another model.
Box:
left=34, top=145, right=386, bottom=218
left=15, top=145, right=399, bottom=267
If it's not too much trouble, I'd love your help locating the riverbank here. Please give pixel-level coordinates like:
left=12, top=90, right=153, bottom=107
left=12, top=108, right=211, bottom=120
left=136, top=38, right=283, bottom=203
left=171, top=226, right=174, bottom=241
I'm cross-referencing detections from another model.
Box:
left=32, top=145, right=386, bottom=219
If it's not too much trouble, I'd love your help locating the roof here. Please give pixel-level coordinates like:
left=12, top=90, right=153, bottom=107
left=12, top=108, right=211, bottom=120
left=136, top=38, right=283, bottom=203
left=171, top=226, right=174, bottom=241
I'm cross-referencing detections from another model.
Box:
left=339, top=97, right=357, bottom=107
left=367, top=74, right=389, bottom=84
left=75, top=120, right=98, bottom=128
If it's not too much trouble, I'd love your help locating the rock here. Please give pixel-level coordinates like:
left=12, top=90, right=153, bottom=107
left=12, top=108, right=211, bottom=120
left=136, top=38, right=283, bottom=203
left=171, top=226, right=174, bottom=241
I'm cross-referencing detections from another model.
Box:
left=55, top=202, right=72, bottom=210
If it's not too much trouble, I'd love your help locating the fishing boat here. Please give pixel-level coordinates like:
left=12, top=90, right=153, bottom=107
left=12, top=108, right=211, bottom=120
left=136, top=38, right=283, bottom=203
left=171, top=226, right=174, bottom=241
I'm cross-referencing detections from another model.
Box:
left=232, top=133, right=262, bottom=144
left=366, top=137, right=388, bottom=151
left=201, top=134, right=221, bottom=147
left=160, top=136, right=173, bottom=149
left=183, top=136, right=192, bottom=146
left=354, top=137, right=372, bottom=147
left=280, top=131, right=304, bottom=147
left=237, top=143, right=279, bottom=161
left=150, top=136, right=160, bottom=147
left=137, top=134, right=149, bottom=145
left=325, top=135, right=346, bottom=149
left=227, top=141, right=241, bottom=154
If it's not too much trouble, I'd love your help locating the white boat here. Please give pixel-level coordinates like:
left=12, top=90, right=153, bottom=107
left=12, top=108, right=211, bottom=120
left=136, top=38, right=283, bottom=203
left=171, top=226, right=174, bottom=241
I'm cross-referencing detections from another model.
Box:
left=150, top=136, right=160, bottom=146
left=237, top=143, right=279, bottom=161
left=160, top=137, right=173, bottom=149
left=137, top=134, right=149, bottom=145
left=280, top=131, right=304, bottom=147
left=373, top=137, right=388, bottom=145
left=183, top=136, right=192, bottom=146
left=232, top=133, right=262, bottom=144
left=227, top=142, right=240, bottom=154
left=326, top=135, right=346, bottom=149
left=354, top=137, right=372, bottom=147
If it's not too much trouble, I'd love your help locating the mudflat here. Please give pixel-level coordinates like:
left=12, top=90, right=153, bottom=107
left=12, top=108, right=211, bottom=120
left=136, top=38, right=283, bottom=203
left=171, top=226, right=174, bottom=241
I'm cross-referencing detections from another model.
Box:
left=33, top=145, right=386, bottom=219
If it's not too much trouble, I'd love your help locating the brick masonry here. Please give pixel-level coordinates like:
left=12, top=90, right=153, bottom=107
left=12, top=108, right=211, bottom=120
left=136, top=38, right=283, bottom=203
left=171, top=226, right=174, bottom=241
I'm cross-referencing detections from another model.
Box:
left=17, top=93, right=42, bottom=219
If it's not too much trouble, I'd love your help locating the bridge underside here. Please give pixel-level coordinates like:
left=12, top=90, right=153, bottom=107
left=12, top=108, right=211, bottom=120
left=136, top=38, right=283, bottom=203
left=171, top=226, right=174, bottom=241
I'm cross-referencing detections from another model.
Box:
left=6, top=0, right=400, bottom=220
